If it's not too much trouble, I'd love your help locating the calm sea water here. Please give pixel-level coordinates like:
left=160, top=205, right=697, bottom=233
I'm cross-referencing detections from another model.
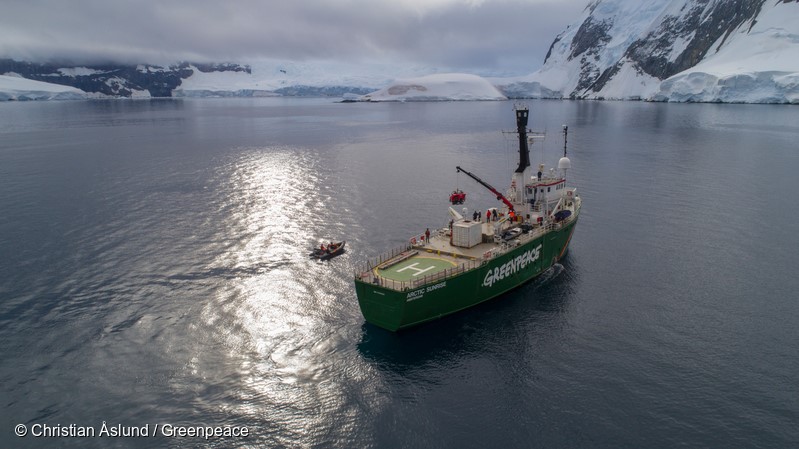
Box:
left=1, top=98, right=797, bottom=448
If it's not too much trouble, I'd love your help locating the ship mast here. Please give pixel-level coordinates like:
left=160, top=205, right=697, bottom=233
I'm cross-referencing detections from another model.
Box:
left=515, top=107, right=531, bottom=173
left=558, top=125, right=571, bottom=179
left=510, top=106, right=533, bottom=211
left=456, top=107, right=533, bottom=217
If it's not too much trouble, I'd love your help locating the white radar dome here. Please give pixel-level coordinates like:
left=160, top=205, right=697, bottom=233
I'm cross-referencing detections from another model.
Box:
left=558, top=156, right=571, bottom=170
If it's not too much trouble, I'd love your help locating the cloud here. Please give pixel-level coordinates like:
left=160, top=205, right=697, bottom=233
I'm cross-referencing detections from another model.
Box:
left=0, top=0, right=586, bottom=74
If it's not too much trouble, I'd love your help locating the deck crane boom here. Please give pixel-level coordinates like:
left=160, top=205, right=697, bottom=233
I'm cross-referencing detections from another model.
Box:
left=455, top=166, right=515, bottom=212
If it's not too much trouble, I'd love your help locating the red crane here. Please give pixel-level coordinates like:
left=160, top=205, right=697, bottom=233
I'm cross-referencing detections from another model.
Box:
left=455, top=166, right=514, bottom=212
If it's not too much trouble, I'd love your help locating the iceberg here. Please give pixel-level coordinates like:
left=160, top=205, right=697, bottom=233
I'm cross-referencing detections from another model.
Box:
left=360, top=73, right=506, bottom=102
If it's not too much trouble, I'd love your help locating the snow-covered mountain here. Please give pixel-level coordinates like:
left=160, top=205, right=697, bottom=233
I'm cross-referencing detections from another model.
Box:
left=0, top=58, right=438, bottom=100
left=0, top=59, right=208, bottom=98
left=3, top=0, right=797, bottom=103
left=499, top=0, right=799, bottom=103
left=0, top=59, right=504, bottom=102
left=0, top=73, right=87, bottom=101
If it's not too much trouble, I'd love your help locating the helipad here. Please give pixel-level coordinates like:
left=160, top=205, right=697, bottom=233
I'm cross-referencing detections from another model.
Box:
left=377, top=256, right=456, bottom=282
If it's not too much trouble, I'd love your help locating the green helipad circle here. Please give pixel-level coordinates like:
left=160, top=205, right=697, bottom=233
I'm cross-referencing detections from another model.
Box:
left=377, top=256, right=456, bottom=282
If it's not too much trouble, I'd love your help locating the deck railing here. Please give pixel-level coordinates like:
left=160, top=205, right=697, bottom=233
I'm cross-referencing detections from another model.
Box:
left=353, top=243, right=412, bottom=279
left=353, top=210, right=578, bottom=292
left=354, top=257, right=482, bottom=292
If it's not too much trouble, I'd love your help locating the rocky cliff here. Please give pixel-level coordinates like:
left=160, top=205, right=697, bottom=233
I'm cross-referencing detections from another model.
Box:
left=499, top=0, right=799, bottom=103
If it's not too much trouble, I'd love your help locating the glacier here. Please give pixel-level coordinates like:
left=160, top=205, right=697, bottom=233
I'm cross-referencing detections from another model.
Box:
left=0, top=73, right=87, bottom=101
left=654, top=0, right=799, bottom=103
left=173, top=60, right=430, bottom=99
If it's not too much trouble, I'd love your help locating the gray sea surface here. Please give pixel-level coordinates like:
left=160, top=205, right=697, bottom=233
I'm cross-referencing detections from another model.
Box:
left=1, top=98, right=797, bottom=448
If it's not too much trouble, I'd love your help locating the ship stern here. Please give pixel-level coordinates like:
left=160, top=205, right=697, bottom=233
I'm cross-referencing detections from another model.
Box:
left=354, top=279, right=407, bottom=331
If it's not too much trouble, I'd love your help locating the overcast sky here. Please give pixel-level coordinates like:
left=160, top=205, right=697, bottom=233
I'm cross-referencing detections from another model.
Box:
left=1, top=0, right=588, bottom=75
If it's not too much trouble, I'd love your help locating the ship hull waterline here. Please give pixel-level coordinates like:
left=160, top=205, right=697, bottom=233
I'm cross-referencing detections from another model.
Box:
left=355, top=218, right=577, bottom=332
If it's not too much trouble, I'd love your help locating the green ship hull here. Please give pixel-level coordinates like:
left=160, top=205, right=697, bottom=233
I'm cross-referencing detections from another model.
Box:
left=354, top=106, right=580, bottom=331
left=355, top=218, right=578, bottom=331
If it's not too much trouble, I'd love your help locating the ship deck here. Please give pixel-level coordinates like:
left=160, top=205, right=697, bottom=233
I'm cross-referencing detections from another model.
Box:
left=355, top=212, right=578, bottom=293
left=357, top=221, right=528, bottom=292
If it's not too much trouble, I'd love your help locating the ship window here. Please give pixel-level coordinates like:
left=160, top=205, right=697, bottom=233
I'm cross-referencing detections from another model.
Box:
left=547, top=187, right=551, bottom=192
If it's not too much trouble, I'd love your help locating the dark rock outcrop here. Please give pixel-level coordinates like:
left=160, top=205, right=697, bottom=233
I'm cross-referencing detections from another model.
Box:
left=0, top=59, right=250, bottom=97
